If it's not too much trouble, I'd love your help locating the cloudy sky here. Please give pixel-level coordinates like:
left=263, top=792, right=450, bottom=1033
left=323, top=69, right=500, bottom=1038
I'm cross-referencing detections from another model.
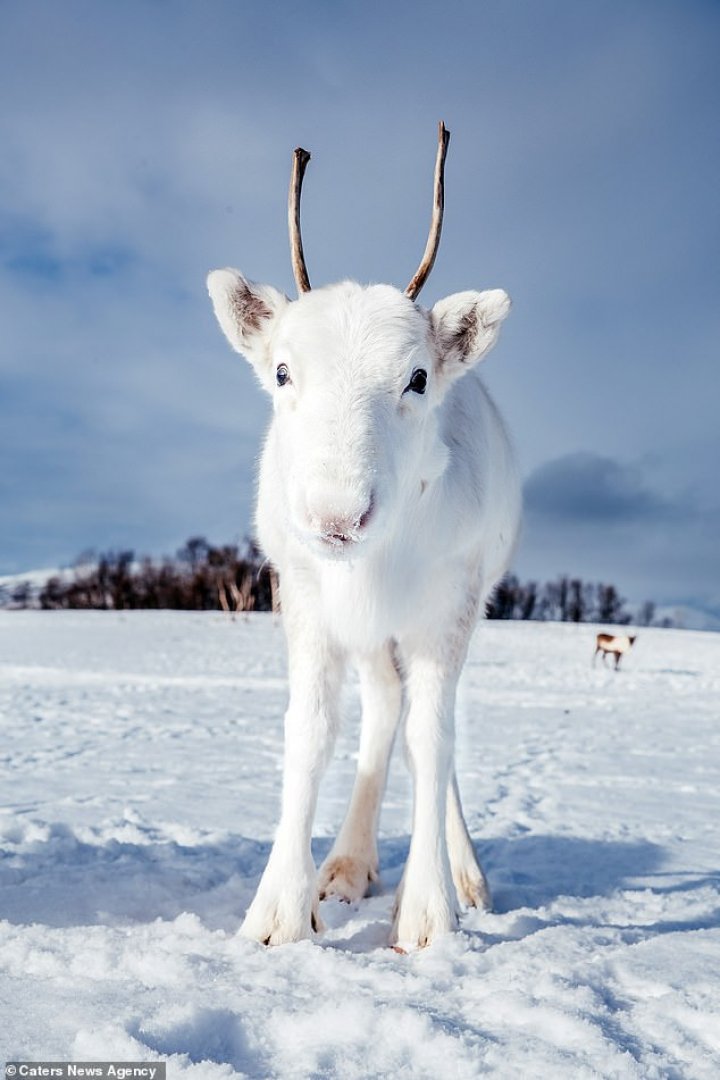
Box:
left=1, top=0, right=718, bottom=619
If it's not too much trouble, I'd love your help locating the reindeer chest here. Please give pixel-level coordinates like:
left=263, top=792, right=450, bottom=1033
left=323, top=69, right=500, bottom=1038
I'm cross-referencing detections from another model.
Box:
left=317, top=552, right=421, bottom=651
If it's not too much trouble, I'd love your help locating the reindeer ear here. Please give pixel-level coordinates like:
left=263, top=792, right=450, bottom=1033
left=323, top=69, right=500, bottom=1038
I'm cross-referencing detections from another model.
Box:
left=430, top=289, right=511, bottom=380
left=207, top=268, right=289, bottom=390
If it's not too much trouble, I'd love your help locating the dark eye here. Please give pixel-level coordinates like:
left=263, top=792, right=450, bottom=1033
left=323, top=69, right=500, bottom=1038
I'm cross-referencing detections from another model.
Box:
left=276, top=363, right=291, bottom=387
left=404, top=368, right=427, bottom=395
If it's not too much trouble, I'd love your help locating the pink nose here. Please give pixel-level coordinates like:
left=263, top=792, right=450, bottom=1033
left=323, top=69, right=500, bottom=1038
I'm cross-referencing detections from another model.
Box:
left=310, top=494, right=375, bottom=545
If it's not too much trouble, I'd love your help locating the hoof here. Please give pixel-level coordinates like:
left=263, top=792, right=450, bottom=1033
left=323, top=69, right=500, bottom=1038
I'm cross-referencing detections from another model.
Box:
left=318, top=854, right=377, bottom=903
left=452, top=863, right=492, bottom=911
left=391, top=884, right=459, bottom=950
left=241, top=874, right=324, bottom=946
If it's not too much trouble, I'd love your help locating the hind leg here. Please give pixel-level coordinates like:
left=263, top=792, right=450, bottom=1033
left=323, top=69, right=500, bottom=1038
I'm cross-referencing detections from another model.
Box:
left=446, top=771, right=492, bottom=910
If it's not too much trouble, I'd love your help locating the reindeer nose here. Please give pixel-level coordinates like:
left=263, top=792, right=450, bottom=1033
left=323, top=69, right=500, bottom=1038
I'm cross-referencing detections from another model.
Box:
left=309, top=493, right=375, bottom=545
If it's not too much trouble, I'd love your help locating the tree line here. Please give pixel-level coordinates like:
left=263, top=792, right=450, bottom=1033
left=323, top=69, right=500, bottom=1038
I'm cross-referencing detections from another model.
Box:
left=3, top=537, right=276, bottom=614
left=485, top=574, right=663, bottom=626
left=1, top=538, right=666, bottom=626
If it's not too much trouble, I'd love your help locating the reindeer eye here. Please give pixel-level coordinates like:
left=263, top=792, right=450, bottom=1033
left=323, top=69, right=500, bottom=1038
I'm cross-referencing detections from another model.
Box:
left=404, top=368, right=427, bottom=395
left=276, top=363, right=291, bottom=387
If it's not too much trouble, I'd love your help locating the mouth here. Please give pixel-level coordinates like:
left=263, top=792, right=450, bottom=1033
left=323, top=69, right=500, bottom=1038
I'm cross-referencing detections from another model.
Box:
left=315, top=537, right=363, bottom=560
left=313, top=528, right=368, bottom=561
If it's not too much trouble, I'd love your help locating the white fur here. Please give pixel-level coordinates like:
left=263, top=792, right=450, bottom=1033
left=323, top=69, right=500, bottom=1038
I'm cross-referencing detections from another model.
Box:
left=207, top=270, right=521, bottom=948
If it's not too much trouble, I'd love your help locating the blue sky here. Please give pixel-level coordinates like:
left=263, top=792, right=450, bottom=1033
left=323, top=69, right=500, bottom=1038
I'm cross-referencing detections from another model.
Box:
left=1, top=0, right=719, bottom=618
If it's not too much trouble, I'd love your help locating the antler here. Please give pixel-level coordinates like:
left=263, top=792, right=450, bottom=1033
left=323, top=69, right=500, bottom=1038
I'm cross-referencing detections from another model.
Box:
left=288, top=123, right=449, bottom=299
left=405, top=122, right=450, bottom=302
left=288, top=146, right=312, bottom=294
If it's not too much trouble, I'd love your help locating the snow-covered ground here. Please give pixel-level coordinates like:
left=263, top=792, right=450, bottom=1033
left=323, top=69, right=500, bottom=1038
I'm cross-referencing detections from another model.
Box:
left=1, top=612, right=719, bottom=1078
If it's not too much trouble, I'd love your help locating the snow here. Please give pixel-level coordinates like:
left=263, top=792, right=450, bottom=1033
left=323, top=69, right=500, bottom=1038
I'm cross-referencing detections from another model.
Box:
left=0, top=568, right=65, bottom=589
left=1, top=611, right=719, bottom=1078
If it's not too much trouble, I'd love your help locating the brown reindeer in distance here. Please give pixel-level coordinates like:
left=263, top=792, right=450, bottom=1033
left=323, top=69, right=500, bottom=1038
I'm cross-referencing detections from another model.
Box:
left=594, top=633, right=637, bottom=670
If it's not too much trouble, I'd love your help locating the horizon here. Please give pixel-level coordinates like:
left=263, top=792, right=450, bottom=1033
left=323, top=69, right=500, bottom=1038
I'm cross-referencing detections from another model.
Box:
left=1, top=544, right=717, bottom=632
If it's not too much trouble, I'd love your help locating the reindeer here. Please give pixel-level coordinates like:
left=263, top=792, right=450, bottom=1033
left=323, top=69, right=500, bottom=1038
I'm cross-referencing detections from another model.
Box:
left=207, top=123, right=521, bottom=949
left=594, top=633, right=637, bottom=670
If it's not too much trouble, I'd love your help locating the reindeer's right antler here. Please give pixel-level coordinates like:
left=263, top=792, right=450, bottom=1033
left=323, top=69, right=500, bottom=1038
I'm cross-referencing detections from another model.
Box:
left=405, top=122, right=450, bottom=302
left=289, top=146, right=312, bottom=295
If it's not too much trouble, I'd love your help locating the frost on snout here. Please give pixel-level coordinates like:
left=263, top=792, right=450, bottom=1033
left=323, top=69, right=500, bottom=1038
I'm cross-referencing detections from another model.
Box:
left=298, top=486, right=376, bottom=556
left=312, top=492, right=375, bottom=548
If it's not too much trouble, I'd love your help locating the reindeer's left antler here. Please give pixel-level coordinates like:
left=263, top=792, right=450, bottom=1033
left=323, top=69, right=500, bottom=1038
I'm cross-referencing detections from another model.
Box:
left=289, top=147, right=312, bottom=295
left=405, top=121, right=450, bottom=302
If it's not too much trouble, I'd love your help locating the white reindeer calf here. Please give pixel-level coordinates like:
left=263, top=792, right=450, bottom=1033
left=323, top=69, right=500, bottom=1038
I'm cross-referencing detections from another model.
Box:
left=207, top=124, right=521, bottom=949
left=594, top=633, right=637, bottom=670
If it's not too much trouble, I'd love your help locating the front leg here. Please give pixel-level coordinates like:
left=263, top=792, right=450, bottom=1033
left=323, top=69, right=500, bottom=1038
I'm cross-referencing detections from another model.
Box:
left=392, top=599, right=479, bottom=949
left=318, top=645, right=402, bottom=902
left=391, top=668, right=462, bottom=948
left=242, top=609, right=345, bottom=945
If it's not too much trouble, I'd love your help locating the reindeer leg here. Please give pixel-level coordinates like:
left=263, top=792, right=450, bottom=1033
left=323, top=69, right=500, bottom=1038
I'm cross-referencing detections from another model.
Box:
left=318, top=644, right=402, bottom=902
left=392, top=591, right=480, bottom=948
left=446, top=770, right=491, bottom=909
left=241, top=596, right=345, bottom=945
